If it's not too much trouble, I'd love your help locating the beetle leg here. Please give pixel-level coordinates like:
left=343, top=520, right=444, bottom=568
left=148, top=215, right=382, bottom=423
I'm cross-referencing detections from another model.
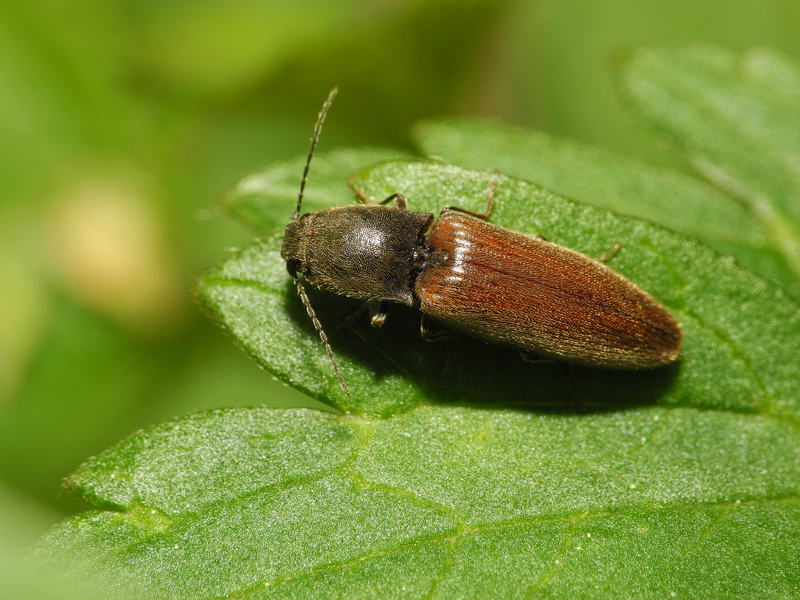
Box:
left=442, top=171, right=498, bottom=220
left=377, top=193, right=407, bottom=210
left=518, top=350, right=553, bottom=364
left=419, top=315, right=455, bottom=386
left=352, top=188, right=371, bottom=204
left=353, top=191, right=409, bottom=210
left=347, top=169, right=377, bottom=205
left=349, top=300, right=388, bottom=327
left=345, top=302, right=369, bottom=326
left=520, top=351, right=587, bottom=412
left=420, top=314, right=453, bottom=342
left=598, top=243, right=621, bottom=263
left=369, top=300, right=389, bottom=328
left=420, top=313, right=433, bottom=339
left=348, top=178, right=408, bottom=209
left=556, top=362, right=587, bottom=413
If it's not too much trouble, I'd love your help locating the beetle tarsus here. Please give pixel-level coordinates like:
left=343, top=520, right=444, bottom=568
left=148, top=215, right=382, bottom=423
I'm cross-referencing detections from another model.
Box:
left=369, top=300, right=388, bottom=328
left=420, top=314, right=452, bottom=342
left=599, top=243, right=622, bottom=263
left=441, top=173, right=497, bottom=220
left=378, top=193, right=407, bottom=210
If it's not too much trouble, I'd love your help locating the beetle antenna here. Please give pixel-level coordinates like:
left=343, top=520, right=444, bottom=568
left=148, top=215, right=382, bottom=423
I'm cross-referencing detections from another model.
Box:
left=293, top=277, right=350, bottom=396
left=293, top=87, right=338, bottom=221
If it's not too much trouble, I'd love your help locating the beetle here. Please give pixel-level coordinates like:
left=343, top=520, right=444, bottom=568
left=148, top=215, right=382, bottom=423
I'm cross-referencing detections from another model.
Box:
left=281, top=89, right=681, bottom=395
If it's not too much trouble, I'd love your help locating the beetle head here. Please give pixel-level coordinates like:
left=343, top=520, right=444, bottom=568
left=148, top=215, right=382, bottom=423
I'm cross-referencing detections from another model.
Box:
left=281, top=214, right=310, bottom=277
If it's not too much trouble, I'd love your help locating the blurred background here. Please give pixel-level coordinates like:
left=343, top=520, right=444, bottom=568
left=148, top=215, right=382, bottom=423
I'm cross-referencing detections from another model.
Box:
left=1, top=0, right=799, bottom=555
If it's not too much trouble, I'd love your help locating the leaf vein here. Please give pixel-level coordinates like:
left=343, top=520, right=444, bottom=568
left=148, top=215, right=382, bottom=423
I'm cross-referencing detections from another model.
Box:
left=534, top=514, right=585, bottom=590
left=204, top=496, right=800, bottom=599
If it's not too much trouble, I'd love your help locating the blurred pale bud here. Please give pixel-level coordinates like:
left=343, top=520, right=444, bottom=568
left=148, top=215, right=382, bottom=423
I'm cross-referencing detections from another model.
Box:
left=47, top=178, right=186, bottom=336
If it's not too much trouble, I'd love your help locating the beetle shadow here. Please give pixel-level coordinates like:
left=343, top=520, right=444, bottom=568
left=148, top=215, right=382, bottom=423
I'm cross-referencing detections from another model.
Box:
left=288, top=286, right=680, bottom=415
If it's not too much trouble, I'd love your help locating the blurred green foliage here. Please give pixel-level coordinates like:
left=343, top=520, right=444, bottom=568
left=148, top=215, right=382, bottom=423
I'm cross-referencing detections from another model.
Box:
left=1, top=0, right=798, bottom=588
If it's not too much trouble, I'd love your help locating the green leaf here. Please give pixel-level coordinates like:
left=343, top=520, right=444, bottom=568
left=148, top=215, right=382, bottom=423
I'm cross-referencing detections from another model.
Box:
left=618, top=43, right=800, bottom=293
left=199, top=158, right=800, bottom=421
left=222, top=146, right=412, bottom=234
left=0, top=300, right=161, bottom=501
left=413, top=118, right=799, bottom=298
left=34, top=405, right=800, bottom=599
left=40, top=70, right=800, bottom=595
left=0, top=483, right=98, bottom=600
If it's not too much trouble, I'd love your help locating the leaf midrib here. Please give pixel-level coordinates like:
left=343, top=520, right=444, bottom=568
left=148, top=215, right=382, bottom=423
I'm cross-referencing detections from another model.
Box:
left=222, top=495, right=800, bottom=600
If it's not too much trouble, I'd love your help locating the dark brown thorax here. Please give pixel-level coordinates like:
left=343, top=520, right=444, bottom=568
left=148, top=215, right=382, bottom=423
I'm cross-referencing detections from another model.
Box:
left=282, top=205, right=432, bottom=305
